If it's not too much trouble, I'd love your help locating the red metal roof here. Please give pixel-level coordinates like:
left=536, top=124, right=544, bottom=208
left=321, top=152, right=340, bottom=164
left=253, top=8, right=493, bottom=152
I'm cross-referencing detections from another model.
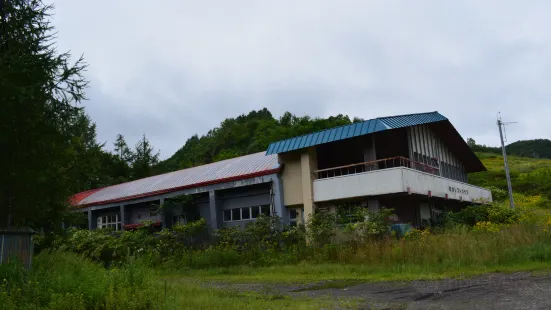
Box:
left=72, top=152, right=279, bottom=208
left=69, top=188, right=103, bottom=205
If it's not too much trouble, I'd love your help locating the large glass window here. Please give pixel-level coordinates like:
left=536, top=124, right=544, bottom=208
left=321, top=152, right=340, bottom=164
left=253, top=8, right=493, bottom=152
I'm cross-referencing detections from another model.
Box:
left=223, top=205, right=272, bottom=222
left=97, top=214, right=120, bottom=231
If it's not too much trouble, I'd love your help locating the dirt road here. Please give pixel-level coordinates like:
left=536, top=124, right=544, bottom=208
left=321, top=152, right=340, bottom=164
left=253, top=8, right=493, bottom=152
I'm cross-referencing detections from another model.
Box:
left=211, top=272, right=551, bottom=309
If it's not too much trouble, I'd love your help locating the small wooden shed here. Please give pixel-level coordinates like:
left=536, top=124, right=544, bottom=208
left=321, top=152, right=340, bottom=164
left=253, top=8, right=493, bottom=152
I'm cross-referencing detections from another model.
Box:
left=0, top=227, right=35, bottom=269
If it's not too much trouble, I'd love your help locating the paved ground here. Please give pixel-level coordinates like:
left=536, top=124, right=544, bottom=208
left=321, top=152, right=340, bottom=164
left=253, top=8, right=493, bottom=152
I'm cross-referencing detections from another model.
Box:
left=209, top=272, right=551, bottom=309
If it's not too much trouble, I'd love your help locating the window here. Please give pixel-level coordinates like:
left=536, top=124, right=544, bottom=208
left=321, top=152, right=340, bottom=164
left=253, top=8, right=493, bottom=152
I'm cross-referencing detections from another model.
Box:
left=260, top=205, right=271, bottom=216
left=223, top=210, right=231, bottom=222
left=422, top=155, right=429, bottom=165
left=289, top=209, right=298, bottom=226
left=336, top=205, right=362, bottom=224
left=289, top=209, right=297, bottom=220
left=251, top=206, right=260, bottom=219
left=172, top=214, right=187, bottom=225
left=97, top=215, right=120, bottom=231
left=223, top=205, right=272, bottom=222
left=232, top=208, right=241, bottom=221
left=242, top=207, right=250, bottom=220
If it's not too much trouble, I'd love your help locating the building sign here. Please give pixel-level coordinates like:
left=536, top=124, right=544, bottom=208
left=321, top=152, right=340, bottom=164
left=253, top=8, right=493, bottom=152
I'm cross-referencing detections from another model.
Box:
left=449, top=186, right=468, bottom=195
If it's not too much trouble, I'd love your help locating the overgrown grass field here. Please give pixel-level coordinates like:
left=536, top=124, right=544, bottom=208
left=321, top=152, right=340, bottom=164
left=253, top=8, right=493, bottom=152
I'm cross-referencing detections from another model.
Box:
left=0, top=251, right=354, bottom=309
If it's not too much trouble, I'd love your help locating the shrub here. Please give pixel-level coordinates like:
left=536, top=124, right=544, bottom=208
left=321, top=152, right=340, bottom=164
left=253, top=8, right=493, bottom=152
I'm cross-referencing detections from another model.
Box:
left=343, top=207, right=395, bottom=241
left=307, top=212, right=338, bottom=246
left=443, top=204, right=523, bottom=227
left=472, top=221, right=503, bottom=233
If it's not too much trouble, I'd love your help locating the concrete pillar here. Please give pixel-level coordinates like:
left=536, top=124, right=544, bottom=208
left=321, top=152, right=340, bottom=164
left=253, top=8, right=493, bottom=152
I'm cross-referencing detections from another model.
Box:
left=363, top=136, right=377, bottom=170
left=271, top=176, right=287, bottom=225
left=159, top=198, right=170, bottom=229
left=208, top=190, right=218, bottom=230
left=120, top=205, right=125, bottom=227
left=87, top=209, right=93, bottom=230
left=295, top=209, right=304, bottom=225
left=301, top=147, right=317, bottom=225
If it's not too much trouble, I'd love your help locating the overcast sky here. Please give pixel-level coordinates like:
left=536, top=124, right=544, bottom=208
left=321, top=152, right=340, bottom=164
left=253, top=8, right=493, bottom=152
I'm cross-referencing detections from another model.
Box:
left=49, top=0, right=551, bottom=159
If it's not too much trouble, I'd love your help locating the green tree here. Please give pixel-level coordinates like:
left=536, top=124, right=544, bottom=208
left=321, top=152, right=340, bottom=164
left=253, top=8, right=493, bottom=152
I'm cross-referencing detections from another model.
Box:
left=155, top=109, right=358, bottom=174
left=132, top=134, right=160, bottom=179
left=0, top=0, right=89, bottom=228
left=114, top=133, right=134, bottom=163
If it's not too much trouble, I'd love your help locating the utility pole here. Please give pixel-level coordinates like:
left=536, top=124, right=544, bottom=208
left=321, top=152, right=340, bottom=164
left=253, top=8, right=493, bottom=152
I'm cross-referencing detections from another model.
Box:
left=497, top=115, right=515, bottom=209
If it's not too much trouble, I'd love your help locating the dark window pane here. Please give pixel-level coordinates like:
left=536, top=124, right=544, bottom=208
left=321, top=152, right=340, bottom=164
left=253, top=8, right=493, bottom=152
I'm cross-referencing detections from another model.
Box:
left=223, top=210, right=231, bottom=222
left=232, top=208, right=241, bottom=221
left=242, top=207, right=250, bottom=220
left=289, top=209, right=297, bottom=219
left=251, top=206, right=259, bottom=219
left=260, top=205, right=271, bottom=216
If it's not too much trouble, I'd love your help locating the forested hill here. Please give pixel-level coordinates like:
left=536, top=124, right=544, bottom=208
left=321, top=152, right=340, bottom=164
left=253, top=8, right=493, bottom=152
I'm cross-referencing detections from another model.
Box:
left=469, top=138, right=551, bottom=159
left=155, top=108, right=363, bottom=174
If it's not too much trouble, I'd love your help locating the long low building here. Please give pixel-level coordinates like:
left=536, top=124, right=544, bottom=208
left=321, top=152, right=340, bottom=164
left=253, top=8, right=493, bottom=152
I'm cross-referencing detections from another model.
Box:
left=71, top=111, right=492, bottom=230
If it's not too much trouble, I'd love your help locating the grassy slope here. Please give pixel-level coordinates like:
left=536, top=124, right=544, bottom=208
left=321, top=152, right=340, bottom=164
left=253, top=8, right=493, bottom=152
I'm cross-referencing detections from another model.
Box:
left=470, top=152, right=551, bottom=208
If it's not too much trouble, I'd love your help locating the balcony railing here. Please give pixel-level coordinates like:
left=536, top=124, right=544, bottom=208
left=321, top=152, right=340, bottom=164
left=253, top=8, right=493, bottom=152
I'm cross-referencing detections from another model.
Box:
left=314, top=156, right=439, bottom=180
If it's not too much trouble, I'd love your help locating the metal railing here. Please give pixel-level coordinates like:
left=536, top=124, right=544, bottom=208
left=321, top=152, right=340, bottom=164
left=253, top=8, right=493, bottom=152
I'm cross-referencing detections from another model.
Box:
left=314, top=156, right=439, bottom=180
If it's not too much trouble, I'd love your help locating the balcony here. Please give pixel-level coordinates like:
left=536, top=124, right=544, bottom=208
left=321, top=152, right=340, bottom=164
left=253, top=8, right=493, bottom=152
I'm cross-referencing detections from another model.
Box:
left=312, top=157, right=492, bottom=204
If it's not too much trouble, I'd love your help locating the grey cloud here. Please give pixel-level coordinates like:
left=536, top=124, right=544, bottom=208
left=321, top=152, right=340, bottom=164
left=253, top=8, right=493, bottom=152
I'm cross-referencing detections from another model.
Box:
left=50, top=0, right=551, bottom=158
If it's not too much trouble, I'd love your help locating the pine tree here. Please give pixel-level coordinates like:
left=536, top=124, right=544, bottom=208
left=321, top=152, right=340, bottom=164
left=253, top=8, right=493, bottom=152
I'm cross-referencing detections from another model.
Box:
left=114, top=134, right=134, bottom=163
left=0, top=1, right=89, bottom=228
left=132, top=134, right=160, bottom=179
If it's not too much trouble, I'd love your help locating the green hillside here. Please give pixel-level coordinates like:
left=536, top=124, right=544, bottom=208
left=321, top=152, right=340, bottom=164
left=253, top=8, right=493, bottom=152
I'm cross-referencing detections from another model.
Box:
left=155, top=108, right=362, bottom=173
left=469, top=139, right=551, bottom=159
left=470, top=152, right=551, bottom=208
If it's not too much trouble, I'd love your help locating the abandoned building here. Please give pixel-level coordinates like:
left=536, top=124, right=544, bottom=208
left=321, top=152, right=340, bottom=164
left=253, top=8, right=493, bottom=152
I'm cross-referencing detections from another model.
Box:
left=71, top=111, right=492, bottom=230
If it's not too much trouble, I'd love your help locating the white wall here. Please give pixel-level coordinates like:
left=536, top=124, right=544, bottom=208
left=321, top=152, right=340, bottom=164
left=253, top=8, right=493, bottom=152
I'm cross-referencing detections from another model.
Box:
left=401, top=168, right=492, bottom=203
left=313, top=167, right=492, bottom=203
left=313, top=168, right=405, bottom=202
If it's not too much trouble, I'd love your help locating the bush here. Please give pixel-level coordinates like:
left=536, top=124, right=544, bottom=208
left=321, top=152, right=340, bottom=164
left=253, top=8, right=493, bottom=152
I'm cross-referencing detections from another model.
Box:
left=34, top=203, right=550, bottom=272
left=443, top=204, right=523, bottom=227
left=343, top=207, right=395, bottom=241
left=307, top=212, right=337, bottom=246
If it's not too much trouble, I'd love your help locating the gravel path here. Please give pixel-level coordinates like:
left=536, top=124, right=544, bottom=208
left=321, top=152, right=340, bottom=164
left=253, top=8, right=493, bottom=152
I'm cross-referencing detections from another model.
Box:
left=208, top=272, right=551, bottom=309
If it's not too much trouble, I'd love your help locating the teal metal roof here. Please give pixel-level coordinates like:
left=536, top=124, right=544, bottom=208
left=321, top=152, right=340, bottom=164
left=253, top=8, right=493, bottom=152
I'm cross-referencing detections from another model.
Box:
left=266, top=111, right=447, bottom=155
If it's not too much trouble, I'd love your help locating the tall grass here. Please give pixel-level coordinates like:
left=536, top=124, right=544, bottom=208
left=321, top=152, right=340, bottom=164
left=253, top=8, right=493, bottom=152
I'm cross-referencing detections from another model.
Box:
left=161, top=224, right=551, bottom=272
left=0, top=251, right=161, bottom=309
left=0, top=252, right=355, bottom=309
